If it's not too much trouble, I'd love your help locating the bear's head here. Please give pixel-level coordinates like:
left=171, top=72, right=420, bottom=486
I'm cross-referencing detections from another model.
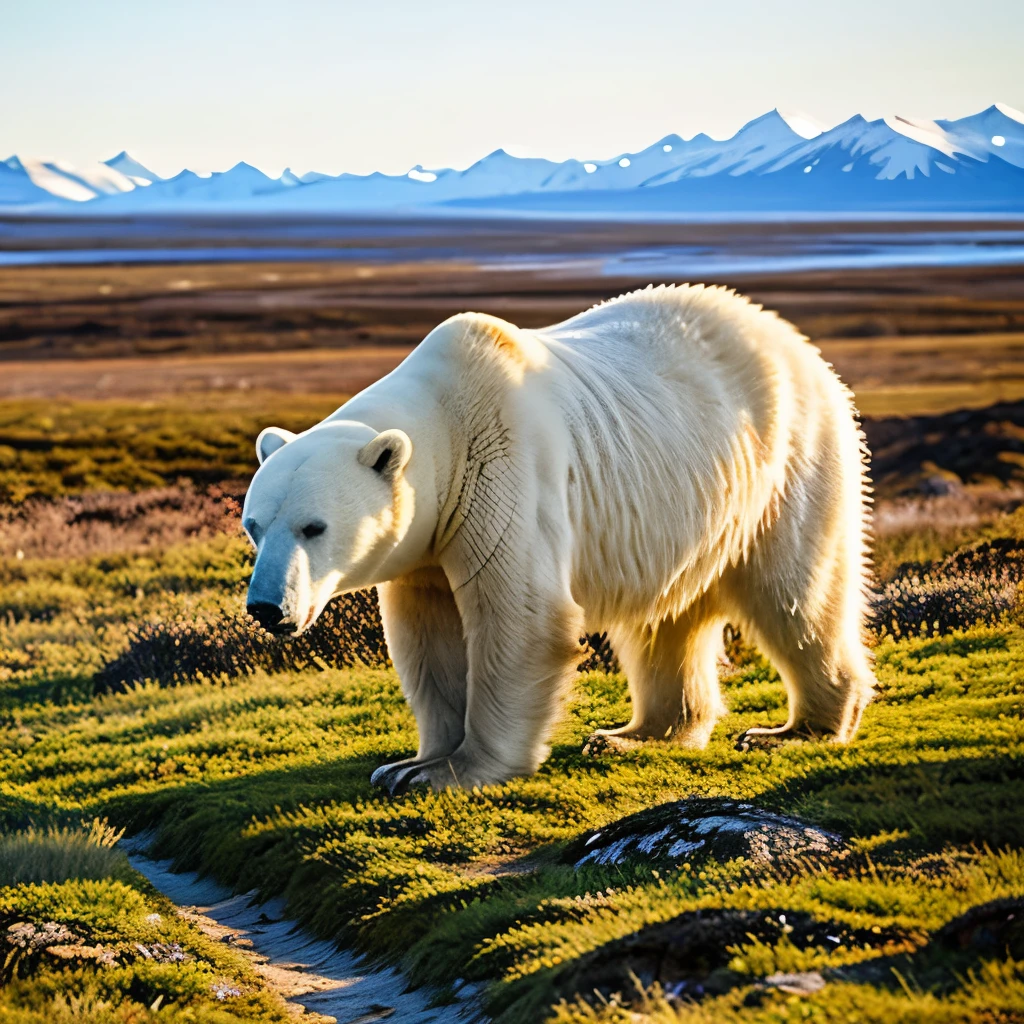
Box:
left=242, top=420, right=414, bottom=635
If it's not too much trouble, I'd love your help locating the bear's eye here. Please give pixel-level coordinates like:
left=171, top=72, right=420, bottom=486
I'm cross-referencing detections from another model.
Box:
left=301, top=522, right=327, bottom=540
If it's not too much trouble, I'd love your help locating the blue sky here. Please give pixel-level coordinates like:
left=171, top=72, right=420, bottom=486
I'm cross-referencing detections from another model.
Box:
left=3, top=0, right=1022, bottom=177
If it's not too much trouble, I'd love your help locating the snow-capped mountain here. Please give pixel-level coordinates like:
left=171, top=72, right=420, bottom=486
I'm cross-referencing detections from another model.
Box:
left=104, top=151, right=160, bottom=185
left=3, top=104, right=1023, bottom=216
left=0, top=157, right=55, bottom=207
left=2, top=154, right=137, bottom=203
left=765, top=115, right=953, bottom=181
left=764, top=107, right=1024, bottom=182
left=1, top=151, right=160, bottom=206
left=98, top=161, right=286, bottom=207
left=640, top=110, right=821, bottom=184
left=937, top=103, right=1024, bottom=169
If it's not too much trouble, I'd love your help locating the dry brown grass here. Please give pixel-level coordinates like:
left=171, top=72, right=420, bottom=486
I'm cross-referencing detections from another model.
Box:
left=0, top=486, right=243, bottom=560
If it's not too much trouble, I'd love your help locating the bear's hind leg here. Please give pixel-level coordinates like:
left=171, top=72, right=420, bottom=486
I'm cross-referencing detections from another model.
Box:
left=674, top=610, right=731, bottom=748
left=722, top=569, right=874, bottom=749
left=733, top=636, right=873, bottom=749
left=588, top=601, right=728, bottom=753
left=371, top=569, right=468, bottom=794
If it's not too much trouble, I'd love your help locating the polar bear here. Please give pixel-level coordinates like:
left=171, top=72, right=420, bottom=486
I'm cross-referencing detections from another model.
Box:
left=242, top=285, right=875, bottom=792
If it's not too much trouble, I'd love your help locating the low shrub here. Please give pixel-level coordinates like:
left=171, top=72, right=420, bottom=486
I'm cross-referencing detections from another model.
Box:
left=0, top=876, right=289, bottom=1023
left=873, top=537, right=1024, bottom=638
left=0, top=486, right=243, bottom=561
left=93, top=590, right=389, bottom=692
left=0, top=394, right=335, bottom=503
left=0, top=821, right=128, bottom=888
left=5, top=618, right=1024, bottom=1024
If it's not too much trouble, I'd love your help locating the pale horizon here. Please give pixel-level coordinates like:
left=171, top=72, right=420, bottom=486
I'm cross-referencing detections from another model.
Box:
left=3, top=0, right=1023, bottom=179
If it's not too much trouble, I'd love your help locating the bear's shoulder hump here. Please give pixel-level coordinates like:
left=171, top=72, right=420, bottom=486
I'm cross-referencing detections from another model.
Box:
left=437, top=311, right=537, bottom=366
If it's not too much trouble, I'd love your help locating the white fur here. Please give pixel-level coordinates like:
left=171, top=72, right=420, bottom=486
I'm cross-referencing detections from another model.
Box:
left=242, top=285, right=875, bottom=790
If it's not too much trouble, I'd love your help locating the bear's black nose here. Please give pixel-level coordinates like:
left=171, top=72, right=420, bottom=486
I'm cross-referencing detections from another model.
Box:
left=247, top=602, right=284, bottom=630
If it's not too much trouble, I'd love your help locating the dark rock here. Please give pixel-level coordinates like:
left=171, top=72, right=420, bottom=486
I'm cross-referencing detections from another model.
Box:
left=548, top=907, right=905, bottom=1010
left=934, top=897, right=1024, bottom=955
left=566, top=798, right=845, bottom=869
left=833, top=897, right=1024, bottom=993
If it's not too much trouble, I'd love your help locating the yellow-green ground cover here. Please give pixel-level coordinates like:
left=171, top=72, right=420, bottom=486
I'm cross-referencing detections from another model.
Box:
left=1, top=535, right=1023, bottom=1020
left=0, top=396, right=1022, bottom=1022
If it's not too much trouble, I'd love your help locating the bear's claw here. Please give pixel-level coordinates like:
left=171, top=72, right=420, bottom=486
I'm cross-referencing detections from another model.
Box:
left=370, top=760, right=431, bottom=796
left=371, top=755, right=469, bottom=794
left=735, top=723, right=824, bottom=751
left=582, top=731, right=644, bottom=756
left=581, top=733, right=611, bottom=757
left=372, top=750, right=508, bottom=792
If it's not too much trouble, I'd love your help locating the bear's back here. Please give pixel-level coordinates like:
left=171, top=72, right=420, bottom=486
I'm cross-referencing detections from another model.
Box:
left=538, top=284, right=807, bottom=378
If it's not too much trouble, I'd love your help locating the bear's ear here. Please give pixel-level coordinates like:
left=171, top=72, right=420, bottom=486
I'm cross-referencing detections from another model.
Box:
left=358, top=429, right=412, bottom=482
left=256, top=426, right=297, bottom=465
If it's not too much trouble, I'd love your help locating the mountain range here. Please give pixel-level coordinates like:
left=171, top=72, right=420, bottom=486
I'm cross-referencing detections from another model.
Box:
left=3, top=104, right=1023, bottom=217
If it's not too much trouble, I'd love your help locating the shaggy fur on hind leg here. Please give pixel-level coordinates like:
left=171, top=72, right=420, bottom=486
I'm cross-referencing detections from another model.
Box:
left=585, top=602, right=728, bottom=754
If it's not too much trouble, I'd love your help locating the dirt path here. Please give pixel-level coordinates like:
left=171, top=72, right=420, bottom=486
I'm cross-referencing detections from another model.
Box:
left=125, top=841, right=478, bottom=1024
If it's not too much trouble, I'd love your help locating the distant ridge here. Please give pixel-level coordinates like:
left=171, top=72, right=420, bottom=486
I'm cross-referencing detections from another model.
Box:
left=3, top=103, right=1023, bottom=215
left=104, top=151, right=160, bottom=185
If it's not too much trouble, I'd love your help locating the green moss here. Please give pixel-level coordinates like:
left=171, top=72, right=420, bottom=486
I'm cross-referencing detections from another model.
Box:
left=0, top=609, right=1021, bottom=1020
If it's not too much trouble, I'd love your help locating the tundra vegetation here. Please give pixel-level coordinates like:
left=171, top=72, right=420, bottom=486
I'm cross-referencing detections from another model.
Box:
left=0, top=389, right=1022, bottom=1023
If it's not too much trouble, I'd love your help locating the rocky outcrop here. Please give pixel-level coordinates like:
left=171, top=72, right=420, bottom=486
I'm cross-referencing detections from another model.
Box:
left=566, top=799, right=846, bottom=869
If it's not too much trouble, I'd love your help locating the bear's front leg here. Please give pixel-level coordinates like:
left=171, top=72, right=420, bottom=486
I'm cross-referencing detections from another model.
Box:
left=370, top=570, right=468, bottom=795
left=397, top=567, right=586, bottom=791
